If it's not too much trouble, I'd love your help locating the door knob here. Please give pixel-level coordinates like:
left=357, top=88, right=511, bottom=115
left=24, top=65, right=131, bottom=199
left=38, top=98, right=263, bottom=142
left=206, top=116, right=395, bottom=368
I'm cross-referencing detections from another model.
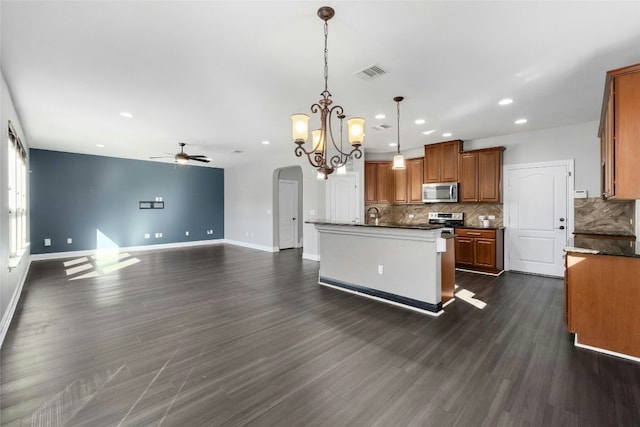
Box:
left=558, top=225, right=565, bottom=230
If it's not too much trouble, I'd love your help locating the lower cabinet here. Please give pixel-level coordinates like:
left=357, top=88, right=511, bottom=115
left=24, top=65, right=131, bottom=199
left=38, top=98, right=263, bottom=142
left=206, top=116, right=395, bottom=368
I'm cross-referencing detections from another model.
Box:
left=565, top=252, right=640, bottom=359
left=454, top=228, right=504, bottom=274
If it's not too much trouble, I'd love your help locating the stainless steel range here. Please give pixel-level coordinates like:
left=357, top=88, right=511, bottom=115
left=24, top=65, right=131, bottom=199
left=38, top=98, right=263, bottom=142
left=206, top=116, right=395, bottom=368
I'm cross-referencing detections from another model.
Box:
left=427, top=212, right=464, bottom=234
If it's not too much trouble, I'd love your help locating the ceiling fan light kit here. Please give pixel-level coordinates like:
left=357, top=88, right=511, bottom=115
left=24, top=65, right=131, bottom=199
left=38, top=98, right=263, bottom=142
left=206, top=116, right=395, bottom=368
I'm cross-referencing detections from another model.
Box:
left=291, top=6, right=364, bottom=180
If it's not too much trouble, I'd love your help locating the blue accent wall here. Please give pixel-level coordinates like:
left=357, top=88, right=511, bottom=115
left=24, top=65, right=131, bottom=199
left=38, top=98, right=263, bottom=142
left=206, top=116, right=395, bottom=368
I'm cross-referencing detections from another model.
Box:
left=30, top=149, right=224, bottom=254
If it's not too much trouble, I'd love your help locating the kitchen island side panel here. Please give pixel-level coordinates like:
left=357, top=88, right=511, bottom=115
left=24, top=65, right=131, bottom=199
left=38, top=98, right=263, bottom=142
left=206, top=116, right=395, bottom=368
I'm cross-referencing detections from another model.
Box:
left=317, top=228, right=441, bottom=306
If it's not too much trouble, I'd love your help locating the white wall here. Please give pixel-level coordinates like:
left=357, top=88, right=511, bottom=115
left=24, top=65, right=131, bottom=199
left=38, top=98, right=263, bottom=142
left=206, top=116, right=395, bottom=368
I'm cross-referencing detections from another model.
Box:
left=465, top=121, right=600, bottom=197
left=0, top=71, right=31, bottom=344
left=225, top=146, right=365, bottom=260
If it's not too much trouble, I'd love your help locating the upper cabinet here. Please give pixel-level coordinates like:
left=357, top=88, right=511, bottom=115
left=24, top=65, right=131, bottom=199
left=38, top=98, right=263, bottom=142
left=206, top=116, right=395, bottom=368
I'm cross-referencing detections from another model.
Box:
left=393, top=157, right=424, bottom=204
left=458, top=147, right=504, bottom=203
left=599, top=63, right=640, bottom=200
left=365, top=161, right=392, bottom=204
left=424, top=140, right=463, bottom=183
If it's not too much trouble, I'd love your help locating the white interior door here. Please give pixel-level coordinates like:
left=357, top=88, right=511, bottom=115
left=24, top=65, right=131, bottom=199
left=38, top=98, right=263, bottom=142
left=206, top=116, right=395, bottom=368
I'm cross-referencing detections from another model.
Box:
left=278, top=179, right=298, bottom=249
left=505, top=161, right=572, bottom=277
left=327, top=174, right=359, bottom=223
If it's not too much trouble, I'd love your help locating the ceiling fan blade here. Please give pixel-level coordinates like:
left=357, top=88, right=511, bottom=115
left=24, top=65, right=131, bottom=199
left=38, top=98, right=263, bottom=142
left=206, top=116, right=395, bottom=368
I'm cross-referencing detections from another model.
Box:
left=149, top=156, right=172, bottom=159
left=189, top=157, right=211, bottom=163
left=188, top=154, right=208, bottom=158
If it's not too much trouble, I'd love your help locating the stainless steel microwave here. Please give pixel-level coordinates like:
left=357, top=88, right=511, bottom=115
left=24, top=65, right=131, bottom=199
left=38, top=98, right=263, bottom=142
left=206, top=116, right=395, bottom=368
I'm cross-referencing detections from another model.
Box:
left=422, top=182, right=458, bottom=203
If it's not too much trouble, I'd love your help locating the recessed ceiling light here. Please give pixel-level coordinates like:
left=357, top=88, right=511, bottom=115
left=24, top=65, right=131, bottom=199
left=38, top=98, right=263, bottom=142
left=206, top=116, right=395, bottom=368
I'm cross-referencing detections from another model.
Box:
left=389, top=142, right=397, bottom=147
left=422, top=129, right=436, bottom=136
left=120, top=112, right=134, bottom=118
left=261, top=140, right=270, bottom=145
left=375, top=114, right=386, bottom=119
left=96, top=144, right=105, bottom=148
left=498, top=98, right=513, bottom=106
left=442, top=132, right=452, bottom=137
left=414, top=119, right=426, bottom=125
left=515, top=118, right=527, bottom=124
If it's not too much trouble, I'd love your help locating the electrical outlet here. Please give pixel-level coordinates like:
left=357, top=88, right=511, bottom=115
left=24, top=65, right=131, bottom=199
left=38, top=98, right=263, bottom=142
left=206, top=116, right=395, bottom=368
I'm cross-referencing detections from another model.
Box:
left=67, top=238, right=72, bottom=244
left=185, top=231, right=189, bottom=236
left=409, top=214, right=415, bottom=219
left=44, top=238, right=51, bottom=247
left=378, top=265, right=384, bottom=274
left=479, top=215, right=486, bottom=220
left=488, top=215, right=495, bottom=220
left=144, top=233, right=150, bottom=239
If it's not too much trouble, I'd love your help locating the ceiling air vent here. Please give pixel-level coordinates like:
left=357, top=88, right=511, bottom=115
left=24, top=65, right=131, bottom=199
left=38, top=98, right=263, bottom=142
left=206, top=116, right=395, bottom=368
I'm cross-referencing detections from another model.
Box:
left=355, top=65, right=386, bottom=80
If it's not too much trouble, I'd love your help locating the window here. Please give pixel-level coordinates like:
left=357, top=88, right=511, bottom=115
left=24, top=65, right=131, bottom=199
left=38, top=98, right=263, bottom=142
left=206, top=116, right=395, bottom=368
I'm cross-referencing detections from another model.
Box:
left=8, top=121, right=27, bottom=264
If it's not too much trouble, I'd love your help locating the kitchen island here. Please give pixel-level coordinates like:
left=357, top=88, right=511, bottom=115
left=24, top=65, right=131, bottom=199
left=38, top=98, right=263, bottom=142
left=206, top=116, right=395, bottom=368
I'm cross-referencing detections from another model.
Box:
left=564, top=236, right=640, bottom=362
left=310, top=221, right=455, bottom=316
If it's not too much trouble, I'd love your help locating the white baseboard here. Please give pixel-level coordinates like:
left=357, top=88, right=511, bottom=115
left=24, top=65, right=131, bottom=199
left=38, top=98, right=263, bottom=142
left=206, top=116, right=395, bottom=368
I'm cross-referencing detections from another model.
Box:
left=0, top=257, right=32, bottom=348
left=224, top=240, right=279, bottom=253
left=302, top=252, right=320, bottom=261
left=30, top=239, right=225, bottom=261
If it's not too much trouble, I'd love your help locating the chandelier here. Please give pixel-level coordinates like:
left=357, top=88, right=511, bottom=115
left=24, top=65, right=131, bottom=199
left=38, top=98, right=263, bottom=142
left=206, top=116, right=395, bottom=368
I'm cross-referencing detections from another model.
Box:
left=291, top=6, right=365, bottom=180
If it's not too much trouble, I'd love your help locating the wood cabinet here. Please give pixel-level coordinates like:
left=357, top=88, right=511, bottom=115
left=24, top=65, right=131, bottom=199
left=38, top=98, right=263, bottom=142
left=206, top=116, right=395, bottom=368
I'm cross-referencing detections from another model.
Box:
left=455, top=227, right=504, bottom=274
left=458, top=147, right=504, bottom=203
left=393, top=157, right=424, bottom=204
left=424, top=140, right=462, bottom=183
left=365, top=161, right=392, bottom=204
left=599, top=63, right=640, bottom=200
left=565, top=252, right=640, bottom=359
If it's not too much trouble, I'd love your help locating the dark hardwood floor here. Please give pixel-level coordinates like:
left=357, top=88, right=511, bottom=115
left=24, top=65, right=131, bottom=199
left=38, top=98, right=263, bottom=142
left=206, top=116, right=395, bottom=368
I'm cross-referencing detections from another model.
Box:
left=2, top=244, right=639, bottom=426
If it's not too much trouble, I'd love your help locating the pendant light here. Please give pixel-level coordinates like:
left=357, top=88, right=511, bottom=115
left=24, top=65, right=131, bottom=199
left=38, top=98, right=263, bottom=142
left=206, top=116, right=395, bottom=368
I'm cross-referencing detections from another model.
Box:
left=392, top=96, right=406, bottom=170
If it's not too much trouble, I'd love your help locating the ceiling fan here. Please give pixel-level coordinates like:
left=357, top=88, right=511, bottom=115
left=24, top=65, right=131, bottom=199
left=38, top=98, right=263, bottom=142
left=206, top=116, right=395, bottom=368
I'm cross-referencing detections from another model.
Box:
left=150, top=142, right=211, bottom=164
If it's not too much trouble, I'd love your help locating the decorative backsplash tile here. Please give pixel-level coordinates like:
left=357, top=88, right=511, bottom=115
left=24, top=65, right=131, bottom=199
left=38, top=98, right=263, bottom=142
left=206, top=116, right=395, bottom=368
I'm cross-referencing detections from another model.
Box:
left=365, top=197, right=635, bottom=237
left=365, top=203, right=503, bottom=228
left=574, top=197, right=635, bottom=236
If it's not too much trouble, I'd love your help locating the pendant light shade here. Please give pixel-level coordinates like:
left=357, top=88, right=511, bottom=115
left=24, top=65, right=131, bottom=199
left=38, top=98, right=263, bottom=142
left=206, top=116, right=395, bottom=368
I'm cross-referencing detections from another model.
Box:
left=391, top=96, right=406, bottom=170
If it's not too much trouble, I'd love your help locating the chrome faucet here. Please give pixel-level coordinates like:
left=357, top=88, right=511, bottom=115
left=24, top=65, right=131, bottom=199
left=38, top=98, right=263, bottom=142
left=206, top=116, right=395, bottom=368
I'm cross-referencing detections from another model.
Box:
left=366, top=206, right=381, bottom=225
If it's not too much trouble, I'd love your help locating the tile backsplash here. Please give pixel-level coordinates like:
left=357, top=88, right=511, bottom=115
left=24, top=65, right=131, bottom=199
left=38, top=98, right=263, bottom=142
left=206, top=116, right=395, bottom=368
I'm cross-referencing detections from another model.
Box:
left=574, top=197, right=635, bottom=236
left=366, top=197, right=636, bottom=236
left=365, top=203, right=503, bottom=228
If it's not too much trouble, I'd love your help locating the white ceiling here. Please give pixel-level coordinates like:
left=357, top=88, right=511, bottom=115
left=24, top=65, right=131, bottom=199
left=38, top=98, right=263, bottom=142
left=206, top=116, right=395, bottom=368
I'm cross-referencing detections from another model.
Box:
left=2, top=1, right=639, bottom=169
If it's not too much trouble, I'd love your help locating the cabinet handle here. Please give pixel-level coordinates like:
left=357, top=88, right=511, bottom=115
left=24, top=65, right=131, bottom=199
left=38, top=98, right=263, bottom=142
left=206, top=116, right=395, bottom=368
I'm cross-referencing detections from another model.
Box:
left=468, top=232, right=481, bottom=236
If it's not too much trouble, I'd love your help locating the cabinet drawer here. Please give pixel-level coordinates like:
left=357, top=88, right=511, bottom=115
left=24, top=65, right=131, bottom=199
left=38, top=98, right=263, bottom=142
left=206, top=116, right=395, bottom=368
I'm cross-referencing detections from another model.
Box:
left=455, top=228, right=496, bottom=239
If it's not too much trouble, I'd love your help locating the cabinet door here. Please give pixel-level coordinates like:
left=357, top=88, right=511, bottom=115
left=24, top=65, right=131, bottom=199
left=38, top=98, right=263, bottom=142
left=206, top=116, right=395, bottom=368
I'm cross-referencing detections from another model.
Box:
left=376, top=162, right=392, bottom=203
left=458, top=152, right=478, bottom=202
left=423, top=144, right=441, bottom=183
left=601, top=79, right=615, bottom=199
left=393, top=167, right=408, bottom=204
left=478, top=149, right=501, bottom=202
left=407, top=158, right=424, bottom=203
left=613, top=69, right=640, bottom=199
left=441, top=140, right=461, bottom=182
left=365, top=162, right=378, bottom=203
left=474, top=238, right=496, bottom=268
left=455, top=236, right=475, bottom=265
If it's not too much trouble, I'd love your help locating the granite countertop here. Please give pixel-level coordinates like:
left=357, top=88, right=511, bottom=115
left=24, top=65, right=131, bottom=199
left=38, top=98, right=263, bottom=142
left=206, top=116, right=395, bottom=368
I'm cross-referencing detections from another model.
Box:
left=573, top=229, right=636, bottom=238
left=307, top=220, right=450, bottom=232
left=565, top=237, right=640, bottom=258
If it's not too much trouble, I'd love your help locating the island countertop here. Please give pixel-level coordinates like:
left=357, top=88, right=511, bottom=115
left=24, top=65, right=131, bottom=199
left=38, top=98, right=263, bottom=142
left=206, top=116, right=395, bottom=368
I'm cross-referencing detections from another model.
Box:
left=307, top=220, right=445, bottom=231
left=565, top=236, right=640, bottom=258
